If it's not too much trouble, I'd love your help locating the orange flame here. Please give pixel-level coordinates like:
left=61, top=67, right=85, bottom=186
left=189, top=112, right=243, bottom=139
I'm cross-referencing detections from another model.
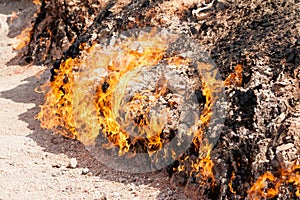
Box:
left=188, top=61, right=224, bottom=186
left=33, top=0, right=41, bottom=5
left=224, top=64, right=243, bottom=87
left=93, top=31, right=168, bottom=154
left=37, top=29, right=223, bottom=182
left=248, top=162, right=300, bottom=199
left=191, top=142, right=215, bottom=186
left=37, top=30, right=177, bottom=154
left=229, top=171, right=237, bottom=195
left=37, top=57, right=78, bottom=138
left=14, top=27, right=32, bottom=50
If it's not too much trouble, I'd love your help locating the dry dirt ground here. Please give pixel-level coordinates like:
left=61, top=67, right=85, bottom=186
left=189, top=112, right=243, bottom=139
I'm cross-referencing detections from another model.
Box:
left=0, top=1, right=190, bottom=199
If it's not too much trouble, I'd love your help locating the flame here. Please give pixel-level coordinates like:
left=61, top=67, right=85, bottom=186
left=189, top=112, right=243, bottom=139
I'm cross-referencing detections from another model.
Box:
left=172, top=61, right=224, bottom=187
left=37, top=57, right=78, bottom=138
left=188, top=62, right=224, bottom=186
left=229, top=171, right=237, bottom=195
left=37, top=28, right=223, bottom=184
left=33, top=0, right=41, bottom=5
left=9, top=12, right=18, bottom=24
left=248, top=162, right=300, bottom=199
left=93, top=30, right=171, bottom=155
left=178, top=64, right=241, bottom=188
left=36, top=23, right=300, bottom=197
left=37, top=29, right=176, bottom=154
left=191, top=142, right=215, bottom=186
left=14, top=27, right=32, bottom=50
left=224, top=64, right=243, bottom=87
left=13, top=1, right=40, bottom=51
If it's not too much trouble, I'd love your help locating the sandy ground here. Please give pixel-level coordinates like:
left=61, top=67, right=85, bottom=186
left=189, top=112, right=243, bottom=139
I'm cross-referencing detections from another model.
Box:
left=0, top=1, right=190, bottom=199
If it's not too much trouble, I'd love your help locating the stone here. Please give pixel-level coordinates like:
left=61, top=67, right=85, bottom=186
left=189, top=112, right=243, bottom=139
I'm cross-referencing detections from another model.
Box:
left=68, top=158, right=77, bottom=169
left=82, top=167, right=89, bottom=175
left=276, top=143, right=294, bottom=152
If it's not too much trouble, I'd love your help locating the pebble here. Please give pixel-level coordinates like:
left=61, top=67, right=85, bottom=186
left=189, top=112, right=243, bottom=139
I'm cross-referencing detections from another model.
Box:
left=118, top=177, right=127, bottom=183
left=52, top=163, right=62, bottom=168
left=276, top=143, right=294, bottom=152
left=167, top=188, right=173, bottom=195
left=82, top=167, right=89, bottom=175
left=149, top=95, right=156, bottom=102
left=68, top=158, right=77, bottom=168
left=112, top=192, right=120, bottom=198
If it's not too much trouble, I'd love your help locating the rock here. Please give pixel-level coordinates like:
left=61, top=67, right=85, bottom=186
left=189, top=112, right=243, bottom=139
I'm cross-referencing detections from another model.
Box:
left=68, top=158, right=77, bottom=169
left=112, top=192, right=120, bottom=198
left=52, top=163, right=62, bottom=168
left=148, top=95, right=156, bottom=102
left=118, top=177, right=127, bottom=183
left=167, top=188, right=173, bottom=195
left=100, top=196, right=107, bottom=200
left=81, top=167, right=89, bottom=175
left=276, top=143, right=294, bottom=152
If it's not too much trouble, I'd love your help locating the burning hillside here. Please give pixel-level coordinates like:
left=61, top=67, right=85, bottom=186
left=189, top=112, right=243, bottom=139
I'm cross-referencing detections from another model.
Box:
left=36, top=28, right=227, bottom=176
left=17, top=0, right=300, bottom=199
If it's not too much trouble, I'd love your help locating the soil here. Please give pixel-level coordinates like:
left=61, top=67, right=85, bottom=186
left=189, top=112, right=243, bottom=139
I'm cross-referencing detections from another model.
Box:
left=0, top=1, right=190, bottom=199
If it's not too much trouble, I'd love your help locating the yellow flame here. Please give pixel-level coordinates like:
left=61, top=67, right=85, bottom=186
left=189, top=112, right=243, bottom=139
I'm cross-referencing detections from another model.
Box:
left=14, top=27, right=32, bottom=50
left=229, top=171, right=237, bottom=195
left=37, top=29, right=177, bottom=156
left=36, top=57, right=78, bottom=138
left=93, top=31, right=169, bottom=155
left=248, top=162, right=300, bottom=199
left=190, top=141, right=215, bottom=187
left=37, top=29, right=223, bottom=180
left=224, top=64, right=243, bottom=87
left=33, top=0, right=41, bottom=5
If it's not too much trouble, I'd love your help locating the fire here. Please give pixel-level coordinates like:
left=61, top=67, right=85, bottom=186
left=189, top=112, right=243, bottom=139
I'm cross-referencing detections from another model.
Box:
left=183, top=61, right=224, bottom=186
left=248, top=162, right=300, bottom=199
left=184, top=63, right=242, bottom=188
left=93, top=31, right=169, bottom=155
left=14, top=27, right=32, bottom=50
left=224, top=64, right=243, bottom=87
left=33, top=0, right=41, bottom=5
left=37, top=57, right=78, bottom=138
left=37, top=28, right=227, bottom=183
left=37, top=29, right=177, bottom=154
left=191, top=142, right=215, bottom=186
left=229, top=171, right=237, bottom=195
